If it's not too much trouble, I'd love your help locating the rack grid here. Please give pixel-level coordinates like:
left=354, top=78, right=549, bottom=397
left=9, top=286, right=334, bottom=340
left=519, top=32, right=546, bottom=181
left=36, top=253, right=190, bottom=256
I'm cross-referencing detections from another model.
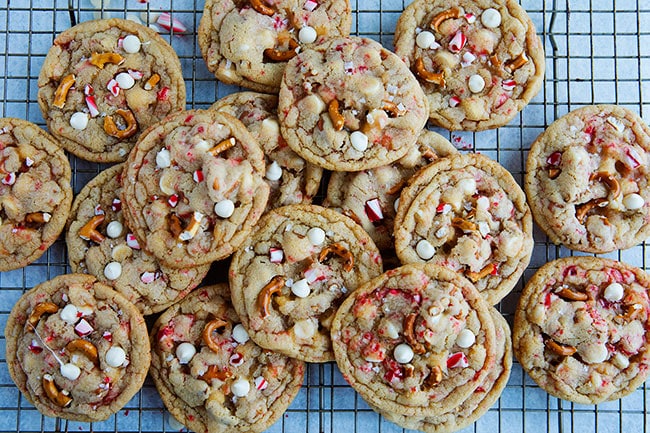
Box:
left=0, top=0, right=649, bottom=431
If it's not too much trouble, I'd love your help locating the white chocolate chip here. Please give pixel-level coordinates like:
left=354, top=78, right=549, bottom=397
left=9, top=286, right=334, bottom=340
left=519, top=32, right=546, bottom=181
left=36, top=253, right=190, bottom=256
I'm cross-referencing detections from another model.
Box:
left=105, top=346, right=127, bottom=367
left=580, top=342, right=609, bottom=364
left=156, top=148, right=172, bottom=168
left=291, top=278, right=310, bottom=298
left=476, top=196, right=490, bottom=211
left=61, top=363, right=81, bottom=380
left=394, top=198, right=400, bottom=213
left=231, top=378, right=251, bottom=397
left=70, top=112, right=89, bottom=130
left=232, top=324, right=250, bottom=344
left=457, top=178, right=476, bottom=195
left=214, top=199, right=235, bottom=218
left=456, top=329, right=476, bottom=348
left=350, top=131, right=369, bottom=152
left=106, top=221, right=124, bottom=238
left=115, top=72, right=135, bottom=89
left=60, top=304, right=79, bottom=324
left=265, top=161, right=282, bottom=181
left=298, top=26, right=317, bottom=44
left=416, top=239, right=435, bottom=260
left=194, top=139, right=211, bottom=153
left=394, top=343, right=414, bottom=364
left=176, top=342, right=196, bottom=364
left=623, top=193, right=645, bottom=210
left=167, top=414, right=186, bottom=431
left=603, top=282, right=624, bottom=302
left=307, top=227, right=326, bottom=245
left=612, top=352, right=630, bottom=369
left=104, top=262, right=122, bottom=280
left=122, top=34, right=142, bottom=53
left=416, top=30, right=438, bottom=49
left=468, top=74, right=486, bottom=93
left=481, top=8, right=502, bottom=28
left=383, top=321, right=400, bottom=340
left=293, top=319, right=316, bottom=339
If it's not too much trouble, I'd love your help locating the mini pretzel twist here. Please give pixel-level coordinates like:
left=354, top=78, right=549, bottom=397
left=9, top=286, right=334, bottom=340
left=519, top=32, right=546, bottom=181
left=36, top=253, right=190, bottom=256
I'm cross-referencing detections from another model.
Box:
left=53, top=74, right=76, bottom=109
left=257, top=275, right=286, bottom=318
left=103, top=108, right=138, bottom=140
left=199, top=365, right=233, bottom=383
left=504, top=52, right=529, bottom=72
left=25, top=212, right=49, bottom=226
left=575, top=198, right=608, bottom=224
left=590, top=172, right=621, bottom=199
left=250, top=0, right=275, bottom=16
left=423, top=365, right=442, bottom=389
left=263, top=39, right=299, bottom=62
left=65, top=339, right=99, bottom=365
left=556, top=287, right=588, bottom=302
left=78, top=214, right=106, bottom=243
left=382, top=101, right=405, bottom=118
left=209, top=138, right=235, bottom=156
left=545, top=338, right=576, bottom=356
left=168, top=214, right=183, bottom=239
left=28, top=302, right=59, bottom=328
left=143, top=73, right=161, bottom=90
left=403, top=313, right=426, bottom=355
left=328, top=99, right=345, bottom=131
left=430, top=7, right=462, bottom=32
left=42, top=376, right=72, bottom=407
left=413, top=58, right=446, bottom=87
left=202, top=318, right=229, bottom=354
left=465, top=263, right=496, bottom=283
left=90, top=52, right=125, bottom=69
left=451, top=217, right=477, bottom=232
left=318, top=242, right=354, bottom=272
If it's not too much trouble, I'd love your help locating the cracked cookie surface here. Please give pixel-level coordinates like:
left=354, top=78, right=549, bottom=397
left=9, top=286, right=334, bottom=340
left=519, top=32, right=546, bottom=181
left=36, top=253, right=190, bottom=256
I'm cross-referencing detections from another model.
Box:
left=525, top=105, right=650, bottom=253
left=513, top=256, right=650, bottom=404
left=38, top=18, right=185, bottom=162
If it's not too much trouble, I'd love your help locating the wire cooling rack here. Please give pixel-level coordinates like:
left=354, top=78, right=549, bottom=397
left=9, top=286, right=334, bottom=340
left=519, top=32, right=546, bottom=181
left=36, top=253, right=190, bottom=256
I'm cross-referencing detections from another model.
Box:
left=0, top=0, right=649, bottom=431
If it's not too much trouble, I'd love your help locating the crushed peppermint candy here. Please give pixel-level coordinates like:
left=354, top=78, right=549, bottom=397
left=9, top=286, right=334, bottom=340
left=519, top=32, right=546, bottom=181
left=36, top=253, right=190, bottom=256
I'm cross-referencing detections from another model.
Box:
left=269, top=247, right=284, bottom=263
left=229, top=353, right=244, bottom=366
left=304, top=0, right=318, bottom=11
left=606, top=116, right=625, bottom=132
left=436, top=203, right=452, bottom=214
left=126, top=233, right=141, bottom=249
left=255, top=376, right=269, bottom=390
left=24, top=157, right=34, bottom=167
left=344, top=61, right=355, bottom=75
left=85, top=95, right=100, bottom=117
left=449, top=96, right=461, bottom=107
left=111, top=198, right=122, bottom=212
left=304, top=267, right=326, bottom=284
left=465, top=13, right=476, bottom=23
left=364, top=198, right=384, bottom=224
left=624, top=147, right=642, bottom=168
left=461, top=52, right=476, bottom=67
left=448, top=31, right=467, bottom=53
left=168, top=194, right=179, bottom=207
left=447, top=351, right=469, bottom=368
left=128, top=69, right=144, bottom=80
left=156, top=12, right=188, bottom=33
left=2, top=172, right=16, bottom=185
left=75, top=319, right=94, bottom=336
left=502, top=79, right=516, bottom=91
left=140, top=271, right=157, bottom=284
left=107, top=78, right=120, bottom=97
left=84, top=84, right=94, bottom=96
left=102, top=331, right=113, bottom=341
left=193, top=170, right=204, bottom=183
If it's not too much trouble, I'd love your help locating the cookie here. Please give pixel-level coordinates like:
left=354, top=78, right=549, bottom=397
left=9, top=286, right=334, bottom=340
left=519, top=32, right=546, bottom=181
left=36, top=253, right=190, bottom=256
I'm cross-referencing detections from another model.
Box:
left=211, top=91, right=323, bottom=209
left=524, top=105, right=650, bottom=253
left=373, top=309, right=512, bottom=433
left=229, top=204, right=383, bottom=363
left=38, top=18, right=186, bottom=162
left=0, top=118, right=73, bottom=272
left=67, top=164, right=209, bottom=315
left=324, top=129, right=457, bottom=252
left=150, top=283, right=304, bottom=433
left=513, top=256, right=650, bottom=404
left=394, top=153, right=533, bottom=305
left=330, top=263, right=497, bottom=422
left=121, top=109, right=269, bottom=269
left=394, top=0, right=545, bottom=131
left=278, top=36, right=429, bottom=171
left=198, top=0, right=351, bottom=93
left=4, top=274, right=150, bottom=421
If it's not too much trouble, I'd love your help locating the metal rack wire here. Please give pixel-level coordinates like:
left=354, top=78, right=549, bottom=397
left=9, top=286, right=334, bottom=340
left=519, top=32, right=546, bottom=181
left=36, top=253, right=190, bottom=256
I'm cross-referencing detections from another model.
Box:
left=0, top=0, right=648, bottom=431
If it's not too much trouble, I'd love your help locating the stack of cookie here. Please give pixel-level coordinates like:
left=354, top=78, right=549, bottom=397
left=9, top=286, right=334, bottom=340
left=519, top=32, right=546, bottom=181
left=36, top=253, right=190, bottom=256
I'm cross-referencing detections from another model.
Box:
left=512, top=105, right=650, bottom=404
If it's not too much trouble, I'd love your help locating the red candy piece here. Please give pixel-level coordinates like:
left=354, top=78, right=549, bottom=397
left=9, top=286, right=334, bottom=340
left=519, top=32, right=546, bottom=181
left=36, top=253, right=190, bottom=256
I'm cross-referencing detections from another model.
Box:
left=448, top=31, right=467, bottom=53
left=193, top=170, right=204, bottom=183
left=168, top=194, right=179, bottom=207
left=269, top=247, right=284, bottom=263
left=546, top=151, right=562, bottom=167
left=364, top=198, right=384, bottom=224
left=447, top=351, right=469, bottom=368
left=156, top=12, right=187, bottom=33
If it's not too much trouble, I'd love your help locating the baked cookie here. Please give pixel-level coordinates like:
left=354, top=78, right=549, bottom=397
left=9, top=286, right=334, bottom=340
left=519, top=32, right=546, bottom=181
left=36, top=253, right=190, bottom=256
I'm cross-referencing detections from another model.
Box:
left=525, top=105, right=650, bottom=253
left=4, top=274, right=150, bottom=421
left=67, top=164, right=210, bottom=315
left=198, top=0, right=351, bottom=93
left=0, top=118, right=73, bottom=272
left=331, top=263, right=497, bottom=422
left=374, top=309, right=512, bottom=433
left=38, top=18, right=186, bottom=162
left=211, top=92, right=322, bottom=209
left=150, top=284, right=304, bottom=433
left=513, top=256, right=650, bottom=404
left=121, top=109, right=269, bottom=269
left=278, top=36, right=429, bottom=171
left=229, top=204, right=383, bottom=363
left=324, top=129, right=457, bottom=252
left=394, top=0, right=544, bottom=131
left=394, top=153, right=533, bottom=305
